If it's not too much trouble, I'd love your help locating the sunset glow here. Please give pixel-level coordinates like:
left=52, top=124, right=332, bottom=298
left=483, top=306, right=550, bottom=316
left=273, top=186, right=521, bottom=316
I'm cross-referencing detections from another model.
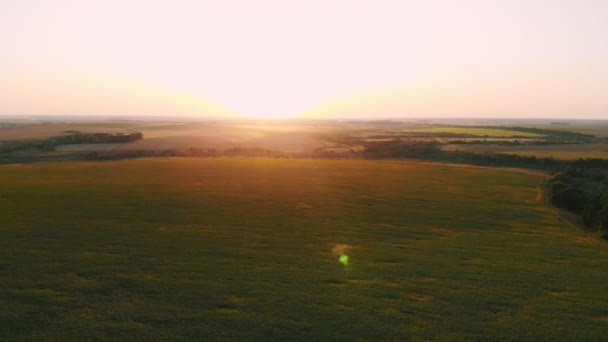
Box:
left=2, top=0, right=607, bottom=118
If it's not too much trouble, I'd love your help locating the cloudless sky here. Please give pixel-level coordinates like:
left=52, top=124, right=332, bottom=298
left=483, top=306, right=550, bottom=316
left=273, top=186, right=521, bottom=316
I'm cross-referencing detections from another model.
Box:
left=1, top=0, right=607, bottom=118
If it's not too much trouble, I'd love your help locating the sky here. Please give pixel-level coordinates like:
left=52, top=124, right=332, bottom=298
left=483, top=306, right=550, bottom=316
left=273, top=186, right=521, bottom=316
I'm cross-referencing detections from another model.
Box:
left=1, top=0, right=607, bottom=119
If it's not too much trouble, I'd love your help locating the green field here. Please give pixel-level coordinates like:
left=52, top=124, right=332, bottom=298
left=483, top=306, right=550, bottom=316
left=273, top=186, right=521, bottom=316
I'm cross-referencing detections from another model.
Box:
left=407, top=127, right=544, bottom=137
left=1, top=158, right=608, bottom=340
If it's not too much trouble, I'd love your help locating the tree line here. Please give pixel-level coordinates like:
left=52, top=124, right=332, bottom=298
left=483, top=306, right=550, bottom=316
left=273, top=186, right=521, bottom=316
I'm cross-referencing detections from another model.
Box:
left=0, top=132, right=143, bottom=153
left=546, top=168, right=608, bottom=237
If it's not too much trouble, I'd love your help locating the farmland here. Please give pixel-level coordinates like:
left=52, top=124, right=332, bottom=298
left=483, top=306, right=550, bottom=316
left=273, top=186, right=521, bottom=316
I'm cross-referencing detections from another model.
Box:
left=1, top=158, right=608, bottom=340
left=405, top=127, right=544, bottom=137
left=2, top=119, right=607, bottom=166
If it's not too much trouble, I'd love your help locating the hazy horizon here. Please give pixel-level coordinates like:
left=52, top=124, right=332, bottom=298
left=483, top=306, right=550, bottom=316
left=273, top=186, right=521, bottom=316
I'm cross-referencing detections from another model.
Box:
left=2, top=0, right=607, bottom=119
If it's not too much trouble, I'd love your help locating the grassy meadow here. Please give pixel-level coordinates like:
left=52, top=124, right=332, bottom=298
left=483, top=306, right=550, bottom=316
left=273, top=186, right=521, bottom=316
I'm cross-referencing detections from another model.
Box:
left=1, top=158, right=608, bottom=340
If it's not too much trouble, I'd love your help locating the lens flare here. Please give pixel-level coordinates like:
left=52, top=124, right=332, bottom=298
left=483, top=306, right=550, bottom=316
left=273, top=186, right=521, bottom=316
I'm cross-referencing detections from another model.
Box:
left=339, top=254, right=349, bottom=266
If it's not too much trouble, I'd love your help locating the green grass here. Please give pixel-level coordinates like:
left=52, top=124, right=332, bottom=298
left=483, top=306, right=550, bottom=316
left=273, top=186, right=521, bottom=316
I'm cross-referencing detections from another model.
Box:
left=1, top=158, right=607, bottom=340
left=408, top=127, right=544, bottom=137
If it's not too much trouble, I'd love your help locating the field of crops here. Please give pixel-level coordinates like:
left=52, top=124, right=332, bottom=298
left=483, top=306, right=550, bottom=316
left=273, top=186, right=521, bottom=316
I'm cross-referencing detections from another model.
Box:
left=1, top=158, right=607, bottom=340
left=406, top=127, right=544, bottom=137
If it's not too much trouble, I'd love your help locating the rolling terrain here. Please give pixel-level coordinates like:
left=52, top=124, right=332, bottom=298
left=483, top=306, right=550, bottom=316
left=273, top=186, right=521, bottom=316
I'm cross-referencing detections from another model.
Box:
left=2, top=119, right=607, bottom=165
left=1, top=158, right=607, bottom=340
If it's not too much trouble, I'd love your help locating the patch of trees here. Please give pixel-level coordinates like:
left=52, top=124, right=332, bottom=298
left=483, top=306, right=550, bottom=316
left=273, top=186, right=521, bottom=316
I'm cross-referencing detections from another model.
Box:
left=546, top=168, right=608, bottom=237
left=360, top=140, right=558, bottom=169
left=362, top=140, right=442, bottom=159
left=439, top=151, right=560, bottom=169
left=0, top=140, right=54, bottom=153
left=360, top=140, right=608, bottom=171
left=48, top=132, right=143, bottom=145
left=0, top=132, right=143, bottom=153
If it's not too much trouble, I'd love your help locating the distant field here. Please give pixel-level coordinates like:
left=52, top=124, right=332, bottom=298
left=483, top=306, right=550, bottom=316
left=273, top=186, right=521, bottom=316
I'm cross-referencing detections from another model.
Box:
left=443, top=143, right=608, bottom=160
left=117, top=132, right=320, bottom=152
left=406, top=127, right=544, bottom=137
left=531, top=124, right=608, bottom=138
left=1, top=158, right=608, bottom=340
left=0, top=122, right=144, bottom=140
left=0, top=122, right=326, bottom=152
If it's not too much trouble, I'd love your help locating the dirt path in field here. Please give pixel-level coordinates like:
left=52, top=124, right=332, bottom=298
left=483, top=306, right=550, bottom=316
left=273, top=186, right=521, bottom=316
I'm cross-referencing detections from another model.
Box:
left=535, top=190, right=542, bottom=202
left=534, top=182, right=544, bottom=203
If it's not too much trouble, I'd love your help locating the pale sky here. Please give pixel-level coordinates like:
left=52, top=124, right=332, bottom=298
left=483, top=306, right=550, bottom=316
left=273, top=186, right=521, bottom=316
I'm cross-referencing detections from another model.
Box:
left=1, top=0, right=607, bottom=118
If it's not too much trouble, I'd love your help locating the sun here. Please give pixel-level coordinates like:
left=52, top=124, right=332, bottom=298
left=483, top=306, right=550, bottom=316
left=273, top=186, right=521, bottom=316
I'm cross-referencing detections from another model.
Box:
left=238, top=112, right=298, bottom=120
